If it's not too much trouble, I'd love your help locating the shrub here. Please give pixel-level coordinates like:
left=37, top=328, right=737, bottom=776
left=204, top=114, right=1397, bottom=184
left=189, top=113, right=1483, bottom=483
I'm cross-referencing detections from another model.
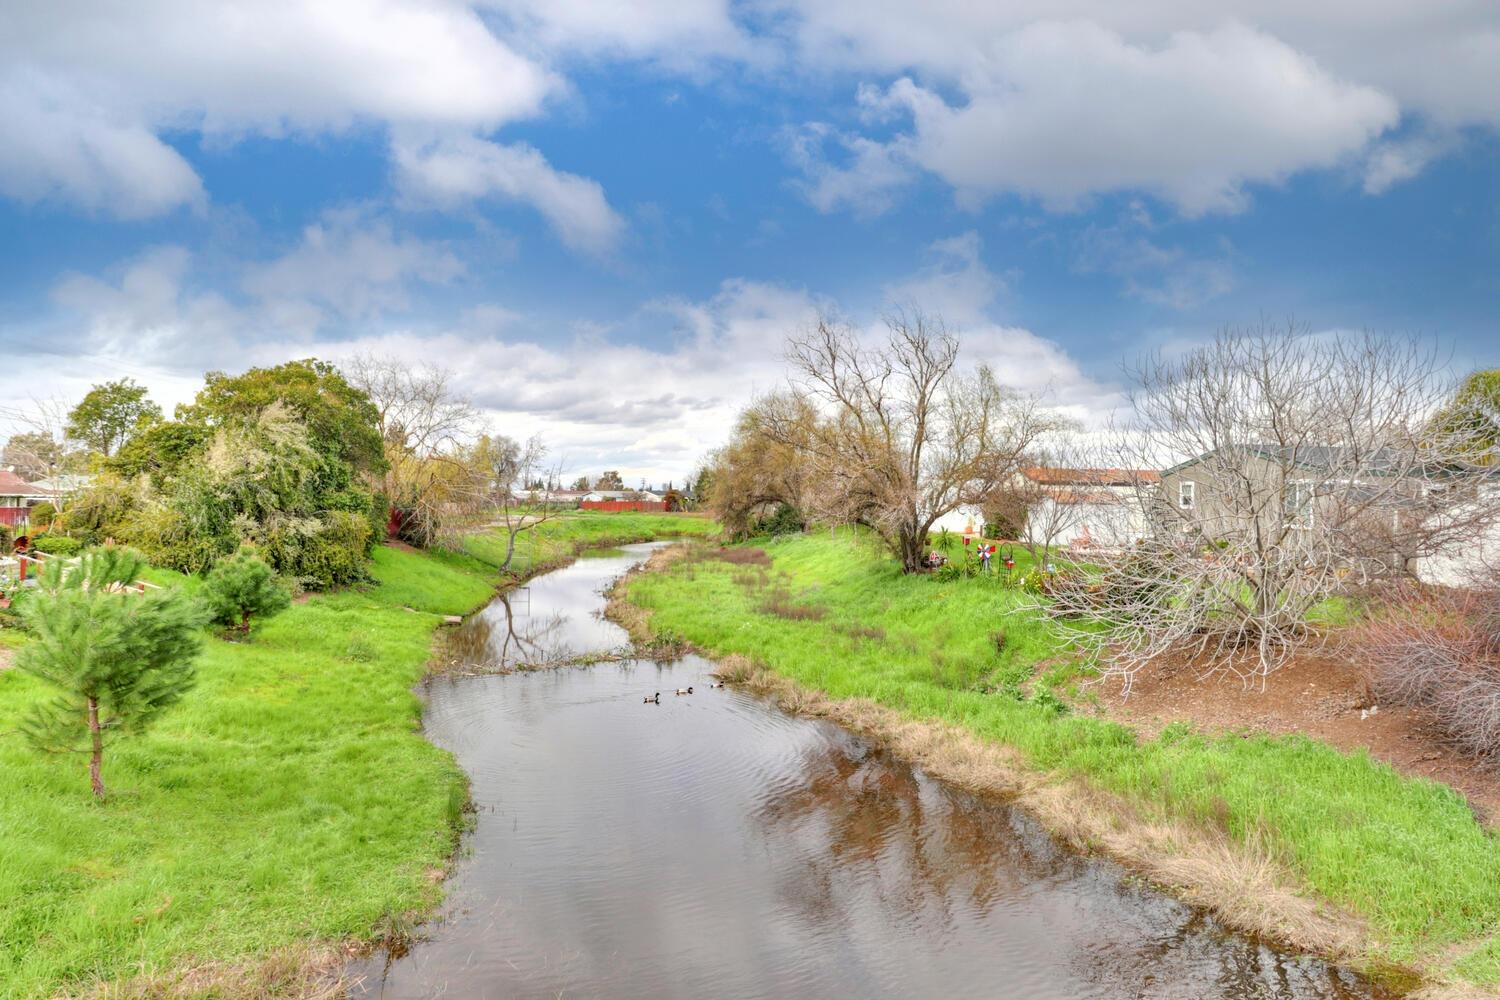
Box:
left=30, top=534, right=83, bottom=557
left=201, top=547, right=291, bottom=633
left=753, top=503, right=805, bottom=537
left=262, top=510, right=371, bottom=590
left=0, top=523, right=12, bottom=555
left=1356, top=585, right=1500, bottom=759
left=27, top=502, right=57, bottom=530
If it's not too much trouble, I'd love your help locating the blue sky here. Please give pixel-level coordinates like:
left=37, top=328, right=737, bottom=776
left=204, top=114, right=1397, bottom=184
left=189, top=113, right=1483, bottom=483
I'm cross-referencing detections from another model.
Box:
left=1, top=2, right=1498, bottom=481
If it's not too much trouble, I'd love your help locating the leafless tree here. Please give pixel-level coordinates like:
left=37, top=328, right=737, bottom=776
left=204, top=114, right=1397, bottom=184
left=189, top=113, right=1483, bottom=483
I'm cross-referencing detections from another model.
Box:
left=763, top=311, right=1051, bottom=573
left=1049, top=323, right=1500, bottom=689
left=488, top=434, right=568, bottom=574
left=344, top=354, right=486, bottom=544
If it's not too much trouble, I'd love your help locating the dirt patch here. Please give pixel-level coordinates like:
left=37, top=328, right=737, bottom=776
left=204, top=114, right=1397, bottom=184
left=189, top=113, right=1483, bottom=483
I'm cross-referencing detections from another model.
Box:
left=1097, top=652, right=1500, bottom=827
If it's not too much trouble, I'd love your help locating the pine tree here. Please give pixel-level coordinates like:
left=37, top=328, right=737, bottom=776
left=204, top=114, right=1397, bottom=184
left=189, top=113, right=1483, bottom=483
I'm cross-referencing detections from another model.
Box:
left=16, top=548, right=206, bottom=798
left=200, top=546, right=292, bottom=633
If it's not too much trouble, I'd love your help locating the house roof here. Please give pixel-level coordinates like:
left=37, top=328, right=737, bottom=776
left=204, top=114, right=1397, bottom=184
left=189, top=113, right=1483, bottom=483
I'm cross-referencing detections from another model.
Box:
left=1023, top=467, right=1160, bottom=486
left=1159, top=444, right=1469, bottom=479
left=584, top=489, right=660, bottom=499
left=0, top=469, right=48, bottom=496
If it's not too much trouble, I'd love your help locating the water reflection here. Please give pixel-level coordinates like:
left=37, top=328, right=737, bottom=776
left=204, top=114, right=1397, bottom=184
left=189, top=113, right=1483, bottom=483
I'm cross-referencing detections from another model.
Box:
left=349, top=543, right=1396, bottom=1000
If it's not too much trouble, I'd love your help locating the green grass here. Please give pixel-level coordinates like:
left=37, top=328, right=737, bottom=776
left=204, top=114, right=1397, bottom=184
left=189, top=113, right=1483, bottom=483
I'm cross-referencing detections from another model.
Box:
left=456, top=510, right=715, bottom=578
left=626, top=529, right=1500, bottom=985
left=0, top=511, right=713, bottom=997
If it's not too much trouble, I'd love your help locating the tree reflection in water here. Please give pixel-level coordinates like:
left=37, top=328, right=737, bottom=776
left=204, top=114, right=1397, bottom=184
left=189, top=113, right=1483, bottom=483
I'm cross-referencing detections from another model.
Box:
left=446, top=590, right=575, bottom=671
left=752, top=735, right=1392, bottom=1000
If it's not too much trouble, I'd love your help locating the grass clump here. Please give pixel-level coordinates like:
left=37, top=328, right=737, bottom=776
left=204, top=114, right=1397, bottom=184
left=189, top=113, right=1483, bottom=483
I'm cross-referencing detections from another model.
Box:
left=624, top=530, right=1500, bottom=988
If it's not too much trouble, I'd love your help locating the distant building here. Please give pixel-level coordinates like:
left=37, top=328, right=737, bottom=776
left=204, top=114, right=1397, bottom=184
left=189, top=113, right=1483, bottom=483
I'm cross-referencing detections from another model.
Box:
left=0, top=470, right=53, bottom=527
left=580, top=489, right=667, bottom=512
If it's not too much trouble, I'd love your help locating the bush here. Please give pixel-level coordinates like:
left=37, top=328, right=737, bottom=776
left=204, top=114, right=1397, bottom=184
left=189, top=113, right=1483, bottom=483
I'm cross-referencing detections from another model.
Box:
left=201, top=547, right=291, bottom=633
left=262, top=510, right=371, bottom=590
left=0, top=523, right=12, bottom=555
left=751, top=502, right=805, bottom=538
left=1357, top=585, right=1500, bottom=759
left=27, top=502, right=57, bottom=530
left=30, top=534, right=83, bottom=557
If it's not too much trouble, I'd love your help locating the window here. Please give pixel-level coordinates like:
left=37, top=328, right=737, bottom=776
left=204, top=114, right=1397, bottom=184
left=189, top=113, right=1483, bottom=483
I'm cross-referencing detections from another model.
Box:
left=1178, top=481, right=1195, bottom=509
left=1284, top=481, right=1314, bottom=530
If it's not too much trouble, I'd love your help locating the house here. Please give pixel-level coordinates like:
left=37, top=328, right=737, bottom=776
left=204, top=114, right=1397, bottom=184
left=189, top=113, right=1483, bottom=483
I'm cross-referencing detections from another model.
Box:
left=580, top=489, right=667, bottom=512
left=930, top=504, right=986, bottom=537
left=1155, top=444, right=1497, bottom=577
left=0, top=469, right=53, bottom=527
left=1019, top=467, right=1158, bottom=550
left=1413, top=482, right=1500, bottom=587
left=30, top=473, right=94, bottom=497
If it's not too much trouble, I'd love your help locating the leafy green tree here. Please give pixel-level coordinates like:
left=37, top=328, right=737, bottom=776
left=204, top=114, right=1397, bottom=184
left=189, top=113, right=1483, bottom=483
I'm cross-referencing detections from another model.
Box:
left=66, top=379, right=162, bottom=457
left=201, top=547, right=291, bottom=633
left=595, top=470, right=625, bottom=490
left=178, top=359, right=386, bottom=475
left=15, top=548, right=206, bottom=798
left=569, top=475, right=590, bottom=491
left=107, top=420, right=213, bottom=484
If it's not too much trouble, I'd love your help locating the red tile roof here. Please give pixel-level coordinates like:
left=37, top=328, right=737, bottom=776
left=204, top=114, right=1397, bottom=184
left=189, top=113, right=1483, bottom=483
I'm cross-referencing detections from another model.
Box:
left=1023, top=467, right=1160, bottom=486
left=0, top=469, right=45, bottom=494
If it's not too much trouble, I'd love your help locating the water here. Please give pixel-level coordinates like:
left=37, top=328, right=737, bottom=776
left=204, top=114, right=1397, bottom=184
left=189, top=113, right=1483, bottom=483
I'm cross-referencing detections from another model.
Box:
left=348, top=542, right=1394, bottom=999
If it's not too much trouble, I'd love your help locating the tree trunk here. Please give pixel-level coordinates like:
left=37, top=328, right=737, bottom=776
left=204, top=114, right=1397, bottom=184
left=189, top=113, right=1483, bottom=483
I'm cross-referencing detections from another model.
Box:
left=87, top=696, right=105, bottom=800
left=499, top=526, right=520, bottom=573
left=898, top=527, right=926, bottom=574
left=241, top=610, right=251, bottom=632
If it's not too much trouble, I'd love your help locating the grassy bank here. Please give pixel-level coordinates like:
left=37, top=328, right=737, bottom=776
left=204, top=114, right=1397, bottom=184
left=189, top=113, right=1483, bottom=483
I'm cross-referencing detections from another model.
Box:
left=0, top=511, right=711, bottom=998
left=622, top=531, right=1500, bottom=993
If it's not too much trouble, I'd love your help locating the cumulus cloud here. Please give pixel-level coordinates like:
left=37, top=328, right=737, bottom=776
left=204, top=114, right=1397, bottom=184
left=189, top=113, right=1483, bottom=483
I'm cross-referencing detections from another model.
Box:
left=17, top=239, right=1121, bottom=479
left=392, top=133, right=625, bottom=255
left=789, top=22, right=1398, bottom=216
left=0, top=0, right=608, bottom=246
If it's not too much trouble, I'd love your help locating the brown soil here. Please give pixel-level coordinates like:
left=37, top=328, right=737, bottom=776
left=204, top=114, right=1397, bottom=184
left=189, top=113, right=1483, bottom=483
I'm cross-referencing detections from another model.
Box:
left=1095, top=652, right=1500, bottom=826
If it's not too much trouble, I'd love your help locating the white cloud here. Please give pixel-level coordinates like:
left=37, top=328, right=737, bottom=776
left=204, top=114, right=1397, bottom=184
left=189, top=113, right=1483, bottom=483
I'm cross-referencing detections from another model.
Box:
left=0, top=0, right=594, bottom=243
left=392, top=133, right=625, bottom=255
left=0, top=76, right=204, bottom=218
left=789, top=22, right=1398, bottom=216
left=243, top=207, right=464, bottom=326
left=781, top=122, right=916, bottom=218
left=16, top=239, right=1122, bottom=479
left=1361, top=132, right=1455, bottom=195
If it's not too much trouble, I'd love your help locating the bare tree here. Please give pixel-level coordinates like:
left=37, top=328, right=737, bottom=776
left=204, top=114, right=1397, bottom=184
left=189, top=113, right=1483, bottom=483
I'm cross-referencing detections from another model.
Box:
left=1049, top=323, right=1500, bottom=689
left=763, top=311, right=1050, bottom=573
left=344, top=354, right=483, bottom=544
left=487, top=434, right=567, bottom=574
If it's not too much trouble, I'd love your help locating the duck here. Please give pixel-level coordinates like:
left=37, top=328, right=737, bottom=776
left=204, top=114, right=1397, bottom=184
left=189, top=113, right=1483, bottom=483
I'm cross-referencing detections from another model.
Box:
left=643, top=692, right=660, bottom=704
left=675, top=686, right=694, bottom=696
left=709, top=681, right=725, bottom=689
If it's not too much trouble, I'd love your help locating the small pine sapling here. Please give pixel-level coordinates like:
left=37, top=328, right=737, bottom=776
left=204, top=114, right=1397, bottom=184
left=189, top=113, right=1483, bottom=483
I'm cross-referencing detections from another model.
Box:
left=16, top=547, right=207, bottom=798
left=201, top=546, right=292, bottom=634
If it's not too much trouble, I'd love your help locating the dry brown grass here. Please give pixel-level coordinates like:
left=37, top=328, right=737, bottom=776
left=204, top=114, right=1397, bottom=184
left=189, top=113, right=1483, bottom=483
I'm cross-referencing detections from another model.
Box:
left=62, top=945, right=353, bottom=999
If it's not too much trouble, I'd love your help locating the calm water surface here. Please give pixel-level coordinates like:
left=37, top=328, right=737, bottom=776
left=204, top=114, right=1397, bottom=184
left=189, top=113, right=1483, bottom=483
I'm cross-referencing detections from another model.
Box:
left=348, top=543, right=1394, bottom=1000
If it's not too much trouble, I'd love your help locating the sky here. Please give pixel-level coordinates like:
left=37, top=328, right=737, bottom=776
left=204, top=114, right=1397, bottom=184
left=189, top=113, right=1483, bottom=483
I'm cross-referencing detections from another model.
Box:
left=1, top=1, right=1498, bottom=484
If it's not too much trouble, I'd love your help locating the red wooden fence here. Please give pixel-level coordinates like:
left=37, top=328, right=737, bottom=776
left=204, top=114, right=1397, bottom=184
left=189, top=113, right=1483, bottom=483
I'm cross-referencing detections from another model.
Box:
left=579, top=500, right=667, bottom=512
left=0, top=507, right=28, bottom=527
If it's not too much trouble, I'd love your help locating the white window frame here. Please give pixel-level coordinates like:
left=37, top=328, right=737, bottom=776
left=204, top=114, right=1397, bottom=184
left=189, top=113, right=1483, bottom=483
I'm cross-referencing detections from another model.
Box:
left=1284, top=480, right=1314, bottom=530
left=1178, top=481, right=1196, bottom=509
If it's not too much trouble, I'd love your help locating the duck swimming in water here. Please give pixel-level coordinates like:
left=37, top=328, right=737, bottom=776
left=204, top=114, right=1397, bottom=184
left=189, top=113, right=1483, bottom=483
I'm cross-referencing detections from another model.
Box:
left=643, top=692, right=660, bottom=704
left=709, top=681, right=725, bottom=689
left=675, top=686, right=693, bottom=695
